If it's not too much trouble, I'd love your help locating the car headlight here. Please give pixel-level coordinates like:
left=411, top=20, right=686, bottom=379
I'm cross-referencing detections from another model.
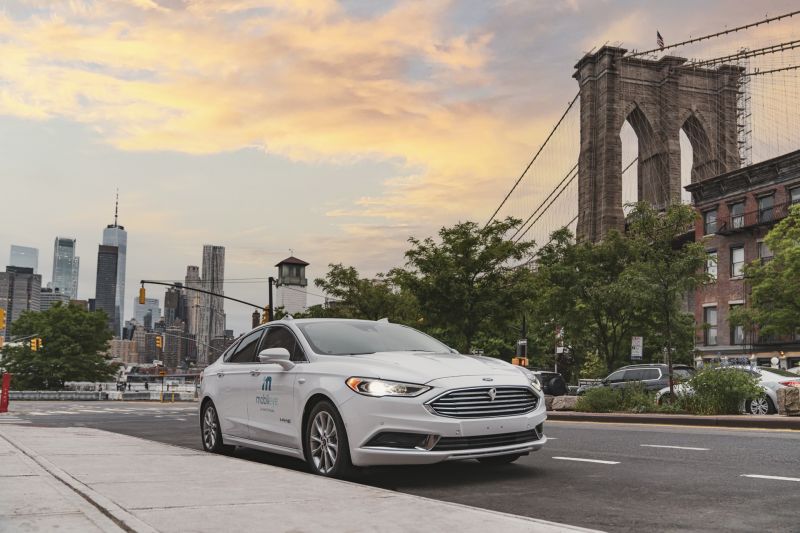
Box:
left=515, top=366, right=542, bottom=392
left=345, top=377, right=430, bottom=397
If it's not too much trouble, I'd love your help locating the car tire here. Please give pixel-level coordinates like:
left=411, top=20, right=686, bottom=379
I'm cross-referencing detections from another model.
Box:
left=745, top=395, right=775, bottom=415
left=547, top=377, right=568, bottom=396
left=657, top=393, right=671, bottom=406
left=477, top=453, right=523, bottom=465
left=201, top=401, right=235, bottom=455
left=304, top=400, right=354, bottom=478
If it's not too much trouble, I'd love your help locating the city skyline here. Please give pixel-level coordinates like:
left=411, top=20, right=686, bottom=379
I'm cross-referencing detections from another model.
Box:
left=0, top=1, right=797, bottom=334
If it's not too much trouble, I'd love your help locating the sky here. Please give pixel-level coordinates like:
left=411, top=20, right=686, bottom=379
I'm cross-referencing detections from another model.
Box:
left=1, top=0, right=798, bottom=334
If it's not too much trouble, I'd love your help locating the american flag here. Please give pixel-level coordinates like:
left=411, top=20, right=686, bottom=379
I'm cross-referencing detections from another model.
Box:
left=656, top=30, right=665, bottom=50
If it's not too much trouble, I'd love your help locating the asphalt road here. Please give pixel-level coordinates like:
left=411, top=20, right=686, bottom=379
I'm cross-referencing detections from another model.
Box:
left=4, top=401, right=799, bottom=532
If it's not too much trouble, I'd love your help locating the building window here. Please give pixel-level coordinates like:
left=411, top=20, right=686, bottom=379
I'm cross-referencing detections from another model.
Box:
left=730, top=246, right=745, bottom=278
left=758, top=241, right=773, bottom=264
left=758, top=195, right=774, bottom=223
left=730, top=304, right=745, bottom=345
left=730, top=202, right=745, bottom=229
left=704, top=307, right=718, bottom=346
left=704, top=209, right=717, bottom=235
left=791, top=186, right=800, bottom=205
left=705, top=251, right=717, bottom=280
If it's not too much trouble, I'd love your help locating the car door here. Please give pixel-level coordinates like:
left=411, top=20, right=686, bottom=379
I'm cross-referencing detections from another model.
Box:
left=247, top=325, right=302, bottom=450
left=215, top=328, right=264, bottom=439
left=605, top=370, right=626, bottom=390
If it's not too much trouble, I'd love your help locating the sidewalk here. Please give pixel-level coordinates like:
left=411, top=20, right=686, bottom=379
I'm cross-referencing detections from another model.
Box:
left=0, top=425, right=599, bottom=533
left=547, top=410, right=800, bottom=430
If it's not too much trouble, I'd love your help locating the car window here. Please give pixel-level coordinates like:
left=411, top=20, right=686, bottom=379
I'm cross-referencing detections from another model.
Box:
left=673, top=368, right=694, bottom=379
left=228, top=329, right=264, bottom=363
left=606, top=370, right=625, bottom=382
left=220, top=337, right=242, bottom=362
left=261, top=326, right=306, bottom=362
left=623, top=369, right=645, bottom=381
left=641, top=369, right=661, bottom=380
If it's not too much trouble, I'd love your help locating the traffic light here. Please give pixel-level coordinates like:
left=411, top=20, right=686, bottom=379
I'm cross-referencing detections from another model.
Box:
left=0, top=308, right=5, bottom=330
left=30, top=338, right=43, bottom=351
left=261, top=306, right=270, bottom=324
left=139, top=287, right=146, bottom=305
left=155, top=335, right=163, bottom=349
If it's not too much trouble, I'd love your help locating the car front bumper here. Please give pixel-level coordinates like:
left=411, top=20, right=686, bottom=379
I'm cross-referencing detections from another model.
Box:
left=339, top=379, right=548, bottom=467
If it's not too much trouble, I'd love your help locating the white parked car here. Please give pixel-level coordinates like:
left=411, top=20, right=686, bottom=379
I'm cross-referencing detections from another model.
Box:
left=656, top=366, right=800, bottom=415
left=199, top=318, right=547, bottom=476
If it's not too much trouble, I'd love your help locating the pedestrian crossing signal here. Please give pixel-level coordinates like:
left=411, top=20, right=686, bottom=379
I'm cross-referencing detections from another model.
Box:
left=511, top=357, right=529, bottom=367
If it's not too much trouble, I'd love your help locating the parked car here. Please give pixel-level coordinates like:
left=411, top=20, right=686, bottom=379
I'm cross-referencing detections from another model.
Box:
left=530, top=370, right=568, bottom=396
left=656, top=366, right=800, bottom=414
left=576, top=364, right=695, bottom=395
left=199, top=317, right=547, bottom=477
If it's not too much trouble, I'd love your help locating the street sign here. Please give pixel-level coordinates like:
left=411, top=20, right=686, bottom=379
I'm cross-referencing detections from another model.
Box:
left=631, top=336, right=643, bottom=360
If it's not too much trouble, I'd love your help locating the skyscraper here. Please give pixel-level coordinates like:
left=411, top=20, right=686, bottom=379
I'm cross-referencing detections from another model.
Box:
left=9, top=245, right=39, bottom=273
left=198, top=245, right=225, bottom=366
left=95, top=244, right=119, bottom=336
left=184, top=265, right=201, bottom=341
left=52, top=237, right=80, bottom=299
left=102, top=194, right=127, bottom=337
left=0, top=266, right=42, bottom=340
left=164, top=285, right=185, bottom=327
left=133, top=297, right=161, bottom=328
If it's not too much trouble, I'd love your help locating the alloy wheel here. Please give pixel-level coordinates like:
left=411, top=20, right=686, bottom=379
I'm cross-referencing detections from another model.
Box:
left=310, top=411, right=338, bottom=474
left=203, top=405, right=218, bottom=450
left=748, top=397, right=770, bottom=415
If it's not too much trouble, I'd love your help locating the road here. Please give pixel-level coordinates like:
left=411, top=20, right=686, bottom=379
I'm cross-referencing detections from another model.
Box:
left=4, top=401, right=799, bottom=532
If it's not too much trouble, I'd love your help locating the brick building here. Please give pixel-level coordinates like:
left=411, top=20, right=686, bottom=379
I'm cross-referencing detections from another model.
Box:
left=686, top=150, right=800, bottom=369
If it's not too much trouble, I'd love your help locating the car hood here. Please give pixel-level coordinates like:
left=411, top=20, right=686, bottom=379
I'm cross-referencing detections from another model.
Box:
left=342, top=351, right=524, bottom=384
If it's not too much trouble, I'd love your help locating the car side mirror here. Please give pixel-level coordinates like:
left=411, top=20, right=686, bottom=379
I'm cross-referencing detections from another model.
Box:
left=258, top=348, right=295, bottom=370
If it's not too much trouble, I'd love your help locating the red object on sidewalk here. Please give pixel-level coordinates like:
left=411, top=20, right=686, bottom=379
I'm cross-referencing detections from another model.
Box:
left=0, top=373, right=11, bottom=413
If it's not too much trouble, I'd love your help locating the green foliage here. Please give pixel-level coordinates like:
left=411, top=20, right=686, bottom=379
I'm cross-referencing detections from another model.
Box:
left=575, top=387, right=623, bottom=413
left=730, top=205, right=800, bottom=338
left=682, top=367, right=763, bottom=415
left=575, top=383, right=682, bottom=414
left=390, top=217, right=536, bottom=353
left=579, top=352, right=607, bottom=379
left=306, top=263, right=419, bottom=323
left=1, top=303, right=117, bottom=390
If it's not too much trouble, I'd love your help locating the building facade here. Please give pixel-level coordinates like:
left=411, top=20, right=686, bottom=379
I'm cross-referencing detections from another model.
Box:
left=40, top=287, right=70, bottom=311
left=110, top=338, right=139, bottom=364
left=686, top=150, right=800, bottom=369
left=52, top=237, right=80, bottom=299
left=133, top=297, right=161, bottom=330
left=198, top=245, right=225, bottom=366
left=275, top=256, right=309, bottom=315
left=102, top=198, right=127, bottom=338
left=94, top=244, right=119, bottom=336
left=0, top=266, right=42, bottom=340
left=9, top=245, right=39, bottom=273
left=164, top=285, right=185, bottom=327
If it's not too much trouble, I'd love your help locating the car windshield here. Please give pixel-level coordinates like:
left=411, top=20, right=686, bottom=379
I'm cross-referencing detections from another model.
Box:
left=296, top=321, right=452, bottom=356
left=758, top=367, right=797, bottom=378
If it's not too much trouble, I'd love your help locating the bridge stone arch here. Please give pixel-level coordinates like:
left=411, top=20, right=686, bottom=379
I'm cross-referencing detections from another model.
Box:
left=574, top=46, right=742, bottom=242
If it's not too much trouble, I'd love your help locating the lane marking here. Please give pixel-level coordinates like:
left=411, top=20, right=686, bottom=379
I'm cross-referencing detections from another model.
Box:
left=741, top=474, right=800, bottom=482
left=640, top=444, right=709, bottom=451
left=547, top=420, right=800, bottom=433
left=552, top=456, right=620, bottom=465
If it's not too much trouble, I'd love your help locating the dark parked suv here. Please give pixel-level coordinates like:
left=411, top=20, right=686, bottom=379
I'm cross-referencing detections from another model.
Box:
left=579, top=364, right=695, bottom=394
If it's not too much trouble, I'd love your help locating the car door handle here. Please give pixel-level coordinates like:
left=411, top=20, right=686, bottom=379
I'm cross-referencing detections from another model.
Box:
left=217, top=373, right=224, bottom=378
left=250, top=370, right=260, bottom=376
left=298, top=378, right=306, bottom=384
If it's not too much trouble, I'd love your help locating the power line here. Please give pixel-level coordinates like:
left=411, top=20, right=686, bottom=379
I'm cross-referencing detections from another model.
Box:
left=690, top=39, right=800, bottom=67
left=628, top=10, right=800, bottom=58
left=745, top=64, right=800, bottom=77
left=484, top=92, right=579, bottom=228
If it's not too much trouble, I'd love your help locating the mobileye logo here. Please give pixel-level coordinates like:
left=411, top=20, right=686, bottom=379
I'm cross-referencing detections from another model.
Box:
left=262, top=376, right=272, bottom=391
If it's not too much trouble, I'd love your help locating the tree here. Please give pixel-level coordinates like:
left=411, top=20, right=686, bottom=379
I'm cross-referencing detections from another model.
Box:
left=390, top=217, right=536, bottom=353
left=529, top=227, right=646, bottom=376
left=730, top=205, right=800, bottom=338
left=1, top=302, right=117, bottom=390
left=311, top=263, right=419, bottom=323
left=624, top=202, right=709, bottom=396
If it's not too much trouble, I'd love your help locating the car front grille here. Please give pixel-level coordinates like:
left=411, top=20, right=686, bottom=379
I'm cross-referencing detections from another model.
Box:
left=426, top=386, right=538, bottom=418
left=432, top=428, right=541, bottom=451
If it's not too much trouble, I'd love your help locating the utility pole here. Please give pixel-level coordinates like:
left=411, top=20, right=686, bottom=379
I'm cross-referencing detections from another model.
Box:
left=268, top=276, right=275, bottom=321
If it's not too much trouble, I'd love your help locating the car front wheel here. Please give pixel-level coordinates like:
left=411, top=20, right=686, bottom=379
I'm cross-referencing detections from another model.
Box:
left=201, top=401, right=234, bottom=454
left=304, top=400, right=353, bottom=478
left=746, top=395, right=775, bottom=415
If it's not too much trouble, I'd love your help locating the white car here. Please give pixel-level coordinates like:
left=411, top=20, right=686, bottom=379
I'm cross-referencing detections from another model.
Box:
left=656, top=366, right=800, bottom=415
left=199, top=317, right=547, bottom=477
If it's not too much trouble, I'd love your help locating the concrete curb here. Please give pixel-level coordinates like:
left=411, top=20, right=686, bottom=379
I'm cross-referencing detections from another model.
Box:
left=547, top=411, right=800, bottom=430
left=1, top=431, right=158, bottom=533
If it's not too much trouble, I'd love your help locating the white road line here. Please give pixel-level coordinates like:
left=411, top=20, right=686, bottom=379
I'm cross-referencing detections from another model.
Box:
left=741, top=474, right=800, bottom=482
left=640, top=444, right=709, bottom=451
left=552, top=456, right=620, bottom=465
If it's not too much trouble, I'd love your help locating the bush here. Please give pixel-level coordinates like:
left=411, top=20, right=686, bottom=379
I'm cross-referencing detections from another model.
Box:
left=576, top=387, right=623, bottom=413
left=683, top=367, right=762, bottom=415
